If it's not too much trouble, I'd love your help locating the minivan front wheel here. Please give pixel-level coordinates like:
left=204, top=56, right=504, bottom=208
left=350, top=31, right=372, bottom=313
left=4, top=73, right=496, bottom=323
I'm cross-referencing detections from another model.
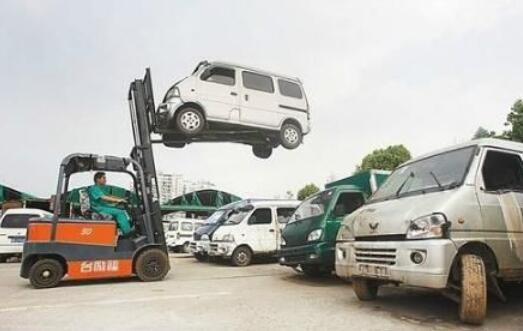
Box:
left=352, top=278, right=379, bottom=301
left=176, top=107, right=205, bottom=136
left=280, top=123, right=302, bottom=149
left=459, top=254, right=487, bottom=325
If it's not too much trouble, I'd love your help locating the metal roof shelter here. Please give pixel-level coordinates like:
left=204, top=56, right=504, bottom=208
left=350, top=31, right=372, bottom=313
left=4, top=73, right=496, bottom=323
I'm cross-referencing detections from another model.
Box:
left=325, top=169, right=391, bottom=197
left=161, top=189, right=241, bottom=216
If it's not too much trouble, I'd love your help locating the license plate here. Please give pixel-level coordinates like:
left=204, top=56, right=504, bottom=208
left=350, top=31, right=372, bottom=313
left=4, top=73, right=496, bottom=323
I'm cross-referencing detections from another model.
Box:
left=358, top=264, right=390, bottom=278
left=9, top=237, right=25, bottom=243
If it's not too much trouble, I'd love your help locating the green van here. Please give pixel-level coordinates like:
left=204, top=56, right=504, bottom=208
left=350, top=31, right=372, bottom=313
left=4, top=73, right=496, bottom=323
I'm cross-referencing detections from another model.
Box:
left=279, top=170, right=389, bottom=276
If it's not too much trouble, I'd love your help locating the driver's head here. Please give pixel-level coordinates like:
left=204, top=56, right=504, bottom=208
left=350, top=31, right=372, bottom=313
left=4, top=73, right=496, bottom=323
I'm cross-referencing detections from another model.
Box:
left=93, top=172, right=106, bottom=185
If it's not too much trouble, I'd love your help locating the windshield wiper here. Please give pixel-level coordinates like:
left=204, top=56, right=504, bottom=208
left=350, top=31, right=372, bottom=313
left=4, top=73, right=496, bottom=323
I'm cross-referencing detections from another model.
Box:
left=429, top=171, right=443, bottom=190
left=396, top=171, right=415, bottom=197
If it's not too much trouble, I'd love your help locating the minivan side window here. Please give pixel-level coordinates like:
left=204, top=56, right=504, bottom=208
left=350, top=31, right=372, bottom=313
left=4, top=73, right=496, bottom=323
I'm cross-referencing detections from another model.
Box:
left=242, top=71, right=274, bottom=93
left=200, top=66, right=235, bottom=86
left=277, top=208, right=296, bottom=224
left=248, top=208, right=272, bottom=225
left=332, top=193, right=365, bottom=217
left=482, top=150, right=523, bottom=191
left=278, top=79, right=303, bottom=99
left=1, top=214, right=39, bottom=228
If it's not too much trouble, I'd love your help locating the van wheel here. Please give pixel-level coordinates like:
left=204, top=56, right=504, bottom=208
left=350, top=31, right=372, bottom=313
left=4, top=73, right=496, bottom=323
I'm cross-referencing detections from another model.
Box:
left=182, top=242, right=190, bottom=253
left=176, top=107, right=205, bottom=136
left=135, top=248, right=170, bottom=282
left=459, top=254, right=487, bottom=325
left=194, top=253, right=207, bottom=262
left=252, top=145, right=272, bottom=159
left=280, top=123, right=302, bottom=149
left=352, top=278, right=379, bottom=301
left=231, top=246, right=252, bottom=267
left=163, top=134, right=186, bottom=148
left=301, top=264, right=330, bottom=277
left=0, top=255, right=7, bottom=263
left=29, top=259, right=64, bottom=289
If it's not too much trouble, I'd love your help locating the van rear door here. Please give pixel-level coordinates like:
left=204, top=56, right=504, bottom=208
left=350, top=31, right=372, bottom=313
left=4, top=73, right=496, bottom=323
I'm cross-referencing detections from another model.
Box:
left=239, top=71, right=279, bottom=128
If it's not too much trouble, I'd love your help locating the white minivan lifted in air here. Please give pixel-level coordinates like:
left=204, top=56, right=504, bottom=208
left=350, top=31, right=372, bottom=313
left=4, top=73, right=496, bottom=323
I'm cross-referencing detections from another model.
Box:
left=0, top=208, right=52, bottom=262
left=208, top=199, right=299, bottom=266
left=156, top=61, right=311, bottom=158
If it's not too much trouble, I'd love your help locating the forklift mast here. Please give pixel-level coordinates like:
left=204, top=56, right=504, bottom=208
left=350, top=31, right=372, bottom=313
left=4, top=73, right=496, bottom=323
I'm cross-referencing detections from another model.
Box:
left=128, top=69, right=165, bottom=246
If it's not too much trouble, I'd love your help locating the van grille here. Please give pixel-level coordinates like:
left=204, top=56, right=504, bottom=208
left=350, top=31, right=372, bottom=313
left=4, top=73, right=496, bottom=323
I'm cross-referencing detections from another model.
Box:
left=355, top=248, right=396, bottom=265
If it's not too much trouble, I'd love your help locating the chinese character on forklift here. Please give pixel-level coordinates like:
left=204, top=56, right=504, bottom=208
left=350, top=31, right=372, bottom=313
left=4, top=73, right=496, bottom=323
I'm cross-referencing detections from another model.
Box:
left=20, top=69, right=170, bottom=288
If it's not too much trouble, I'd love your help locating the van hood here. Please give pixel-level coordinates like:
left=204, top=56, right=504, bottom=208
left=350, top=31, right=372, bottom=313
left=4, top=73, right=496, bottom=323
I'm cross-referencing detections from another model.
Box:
left=349, top=190, right=455, bottom=238
left=193, top=222, right=221, bottom=240
left=282, top=215, right=323, bottom=246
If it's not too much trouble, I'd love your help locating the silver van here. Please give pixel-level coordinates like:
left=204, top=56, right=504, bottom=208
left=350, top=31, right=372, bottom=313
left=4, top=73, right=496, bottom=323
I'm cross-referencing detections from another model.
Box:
left=335, top=138, right=523, bottom=325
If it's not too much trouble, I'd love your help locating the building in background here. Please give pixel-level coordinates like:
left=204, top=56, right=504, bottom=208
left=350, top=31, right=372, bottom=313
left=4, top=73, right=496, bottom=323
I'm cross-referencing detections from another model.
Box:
left=146, top=172, right=216, bottom=204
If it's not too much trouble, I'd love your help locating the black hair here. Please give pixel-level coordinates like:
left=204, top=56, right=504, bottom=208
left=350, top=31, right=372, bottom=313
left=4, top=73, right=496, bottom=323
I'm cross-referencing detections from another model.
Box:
left=93, top=172, right=106, bottom=183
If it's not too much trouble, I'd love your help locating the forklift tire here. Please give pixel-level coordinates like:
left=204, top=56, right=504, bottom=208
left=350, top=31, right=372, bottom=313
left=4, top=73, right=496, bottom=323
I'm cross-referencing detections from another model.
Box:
left=135, top=248, right=169, bottom=282
left=352, top=278, right=379, bottom=301
left=252, top=145, right=272, bottom=159
left=28, top=259, right=64, bottom=289
left=280, top=123, right=302, bottom=149
left=459, top=254, right=487, bottom=325
left=176, top=107, right=205, bottom=136
left=231, top=246, right=252, bottom=267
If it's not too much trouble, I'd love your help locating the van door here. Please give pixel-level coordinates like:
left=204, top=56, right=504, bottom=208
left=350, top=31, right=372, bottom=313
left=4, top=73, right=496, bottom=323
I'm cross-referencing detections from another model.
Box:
left=326, top=191, right=366, bottom=242
left=197, top=66, right=240, bottom=121
left=276, top=78, right=308, bottom=127
left=477, top=148, right=523, bottom=274
left=247, top=208, right=276, bottom=253
left=239, top=71, right=280, bottom=128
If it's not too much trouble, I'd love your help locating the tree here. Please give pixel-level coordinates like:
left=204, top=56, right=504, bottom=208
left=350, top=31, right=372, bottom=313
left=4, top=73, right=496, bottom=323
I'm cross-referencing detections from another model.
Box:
left=472, top=127, right=496, bottom=140
left=505, top=99, right=523, bottom=142
left=297, top=184, right=320, bottom=201
left=359, top=145, right=411, bottom=171
left=285, top=190, right=294, bottom=199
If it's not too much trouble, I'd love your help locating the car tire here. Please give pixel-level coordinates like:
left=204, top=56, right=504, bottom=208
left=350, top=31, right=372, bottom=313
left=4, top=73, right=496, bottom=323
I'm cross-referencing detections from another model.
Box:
left=182, top=242, right=190, bottom=254
left=176, top=107, right=205, bottom=136
left=231, top=246, right=252, bottom=267
left=134, top=248, right=170, bottom=282
left=0, top=255, right=7, bottom=263
left=28, top=258, right=64, bottom=289
left=459, top=254, right=487, bottom=325
left=194, top=253, right=207, bottom=262
left=352, top=278, right=379, bottom=301
left=252, top=145, right=273, bottom=159
left=301, top=264, right=330, bottom=277
left=280, top=123, right=302, bottom=149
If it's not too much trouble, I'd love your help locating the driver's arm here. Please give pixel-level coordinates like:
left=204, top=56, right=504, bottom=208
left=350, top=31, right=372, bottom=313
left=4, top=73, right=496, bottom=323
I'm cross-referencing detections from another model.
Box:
left=101, top=195, right=126, bottom=204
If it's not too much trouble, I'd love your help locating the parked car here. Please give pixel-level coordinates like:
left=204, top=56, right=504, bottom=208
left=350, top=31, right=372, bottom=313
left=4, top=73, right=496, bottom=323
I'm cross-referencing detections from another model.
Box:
left=208, top=199, right=300, bottom=266
left=156, top=60, right=311, bottom=159
left=279, top=170, right=389, bottom=276
left=0, top=208, right=51, bottom=262
left=165, top=217, right=203, bottom=253
left=335, top=138, right=523, bottom=325
left=191, top=200, right=246, bottom=261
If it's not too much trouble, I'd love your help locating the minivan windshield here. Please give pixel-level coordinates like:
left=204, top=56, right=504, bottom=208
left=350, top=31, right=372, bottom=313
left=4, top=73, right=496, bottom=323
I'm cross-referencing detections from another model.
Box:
left=290, top=189, right=335, bottom=222
left=224, top=210, right=250, bottom=225
left=369, top=146, right=476, bottom=203
left=168, top=221, right=179, bottom=231
left=205, top=210, right=227, bottom=224
left=1, top=214, right=39, bottom=228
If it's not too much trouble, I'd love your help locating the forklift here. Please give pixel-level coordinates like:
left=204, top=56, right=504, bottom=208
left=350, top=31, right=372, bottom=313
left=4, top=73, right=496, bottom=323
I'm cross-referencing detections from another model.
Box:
left=20, top=69, right=170, bottom=288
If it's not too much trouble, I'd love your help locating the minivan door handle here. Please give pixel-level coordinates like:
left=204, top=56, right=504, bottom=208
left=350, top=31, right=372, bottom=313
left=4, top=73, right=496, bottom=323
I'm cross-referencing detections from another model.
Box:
left=269, top=229, right=275, bottom=232
left=244, top=94, right=249, bottom=101
left=230, top=91, right=237, bottom=96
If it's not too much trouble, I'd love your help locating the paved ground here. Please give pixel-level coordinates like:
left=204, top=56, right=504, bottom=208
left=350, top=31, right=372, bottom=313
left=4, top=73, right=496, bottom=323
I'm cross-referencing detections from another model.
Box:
left=1, top=255, right=523, bottom=331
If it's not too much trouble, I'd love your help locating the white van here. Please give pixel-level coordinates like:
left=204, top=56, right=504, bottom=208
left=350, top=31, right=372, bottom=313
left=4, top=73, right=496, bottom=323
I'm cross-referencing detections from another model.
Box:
left=165, top=217, right=204, bottom=253
left=208, top=200, right=300, bottom=266
left=156, top=60, right=311, bottom=159
left=0, top=208, right=52, bottom=262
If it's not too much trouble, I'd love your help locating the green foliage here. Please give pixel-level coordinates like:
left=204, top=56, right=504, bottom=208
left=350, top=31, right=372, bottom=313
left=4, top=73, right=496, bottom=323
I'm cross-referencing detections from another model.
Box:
left=359, top=145, right=411, bottom=171
left=297, top=184, right=320, bottom=201
left=472, top=127, right=496, bottom=140
left=505, top=99, right=523, bottom=142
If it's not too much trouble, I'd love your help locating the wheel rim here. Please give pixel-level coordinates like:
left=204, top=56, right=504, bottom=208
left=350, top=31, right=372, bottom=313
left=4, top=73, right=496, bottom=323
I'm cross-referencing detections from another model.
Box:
left=180, top=112, right=201, bottom=131
left=144, top=257, right=162, bottom=277
left=236, top=251, right=248, bottom=265
left=37, top=267, right=55, bottom=285
left=284, top=127, right=299, bottom=144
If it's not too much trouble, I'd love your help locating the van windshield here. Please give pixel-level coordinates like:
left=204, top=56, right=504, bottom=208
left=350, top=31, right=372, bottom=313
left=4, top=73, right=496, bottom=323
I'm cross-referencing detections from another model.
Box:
left=291, top=189, right=335, bottom=222
left=206, top=210, right=227, bottom=224
left=369, top=146, right=476, bottom=203
left=168, top=222, right=179, bottom=231
left=224, top=210, right=249, bottom=225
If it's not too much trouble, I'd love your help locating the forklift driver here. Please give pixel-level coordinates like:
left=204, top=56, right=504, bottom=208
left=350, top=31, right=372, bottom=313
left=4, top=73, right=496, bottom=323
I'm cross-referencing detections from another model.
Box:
left=88, top=172, right=133, bottom=236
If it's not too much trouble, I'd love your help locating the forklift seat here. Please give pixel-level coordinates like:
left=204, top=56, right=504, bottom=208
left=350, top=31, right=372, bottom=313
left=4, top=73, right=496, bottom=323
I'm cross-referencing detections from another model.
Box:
left=79, top=189, right=114, bottom=221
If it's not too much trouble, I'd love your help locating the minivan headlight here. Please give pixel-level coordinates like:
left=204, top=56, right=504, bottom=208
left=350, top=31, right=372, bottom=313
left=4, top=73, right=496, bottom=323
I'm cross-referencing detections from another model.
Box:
left=281, top=237, right=287, bottom=247
left=221, top=234, right=235, bottom=242
left=307, top=229, right=323, bottom=242
left=336, top=224, right=354, bottom=241
left=406, top=213, right=449, bottom=240
left=201, top=234, right=210, bottom=241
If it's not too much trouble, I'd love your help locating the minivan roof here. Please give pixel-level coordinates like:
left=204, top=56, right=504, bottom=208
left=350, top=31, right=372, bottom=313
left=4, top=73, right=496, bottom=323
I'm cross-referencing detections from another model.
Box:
left=400, top=138, right=523, bottom=168
left=210, top=61, right=302, bottom=83
left=2, top=208, right=50, bottom=216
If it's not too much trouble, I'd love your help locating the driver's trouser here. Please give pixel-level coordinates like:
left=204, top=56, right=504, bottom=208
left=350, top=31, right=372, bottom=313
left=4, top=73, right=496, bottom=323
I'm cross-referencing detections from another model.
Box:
left=95, top=206, right=132, bottom=235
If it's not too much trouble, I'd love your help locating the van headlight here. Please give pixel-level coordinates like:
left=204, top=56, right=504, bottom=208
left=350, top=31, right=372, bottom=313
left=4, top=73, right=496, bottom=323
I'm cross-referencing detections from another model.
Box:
left=281, top=237, right=287, bottom=247
left=406, top=213, right=449, bottom=240
left=201, top=234, right=210, bottom=241
left=221, top=234, right=235, bottom=242
left=307, top=229, right=323, bottom=242
left=336, top=224, right=353, bottom=241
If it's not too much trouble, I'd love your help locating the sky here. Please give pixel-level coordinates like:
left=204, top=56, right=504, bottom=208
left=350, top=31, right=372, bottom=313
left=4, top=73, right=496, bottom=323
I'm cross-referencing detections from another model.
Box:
left=1, top=0, right=522, bottom=199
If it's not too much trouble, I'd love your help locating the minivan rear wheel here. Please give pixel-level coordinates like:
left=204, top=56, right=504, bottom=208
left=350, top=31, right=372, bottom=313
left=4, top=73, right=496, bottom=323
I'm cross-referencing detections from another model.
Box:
left=231, top=246, right=252, bottom=267
left=280, top=123, right=302, bottom=149
left=252, top=145, right=273, bottom=159
left=459, top=254, right=487, bottom=325
left=176, top=107, right=205, bottom=136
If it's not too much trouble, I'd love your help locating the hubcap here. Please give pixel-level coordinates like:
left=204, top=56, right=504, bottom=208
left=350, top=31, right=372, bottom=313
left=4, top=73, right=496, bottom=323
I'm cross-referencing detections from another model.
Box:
left=237, top=252, right=248, bottom=264
left=41, top=270, right=51, bottom=279
left=144, top=258, right=161, bottom=276
left=284, top=128, right=299, bottom=144
left=180, top=112, right=201, bottom=131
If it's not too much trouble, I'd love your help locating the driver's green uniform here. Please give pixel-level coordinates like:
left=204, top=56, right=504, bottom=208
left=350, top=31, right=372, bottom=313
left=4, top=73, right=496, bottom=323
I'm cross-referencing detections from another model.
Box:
left=88, top=184, right=132, bottom=235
